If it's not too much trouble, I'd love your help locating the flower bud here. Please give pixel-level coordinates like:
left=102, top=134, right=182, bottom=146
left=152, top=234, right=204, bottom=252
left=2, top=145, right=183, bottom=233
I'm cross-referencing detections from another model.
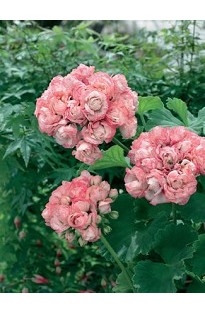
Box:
left=109, top=188, right=118, bottom=199
left=54, top=259, right=61, bottom=267
left=31, top=274, right=49, bottom=284
left=22, top=287, right=29, bottom=293
left=19, top=230, right=26, bottom=240
left=0, top=274, right=5, bottom=283
left=109, top=211, right=119, bottom=219
left=101, top=278, right=107, bottom=288
left=65, top=232, right=75, bottom=243
left=56, top=249, right=62, bottom=257
left=14, top=216, right=21, bottom=229
left=103, top=226, right=112, bottom=234
left=56, top=267, right=62, bottom=275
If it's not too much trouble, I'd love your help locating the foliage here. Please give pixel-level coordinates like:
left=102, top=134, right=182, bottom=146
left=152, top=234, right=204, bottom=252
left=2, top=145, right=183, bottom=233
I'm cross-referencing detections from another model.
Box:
left=0, top=20, right=205, bottom=293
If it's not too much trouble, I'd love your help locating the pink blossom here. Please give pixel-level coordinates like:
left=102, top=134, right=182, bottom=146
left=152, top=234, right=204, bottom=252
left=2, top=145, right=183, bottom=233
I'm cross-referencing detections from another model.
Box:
left=164, top=169, right=197, bottom=205
left=88, top=72, right=115, bottom=97
left=98, top=198, right=113, bottom=214
left=126, top=126, right=205, bottom=205
left=82, top=120, right=116, bottom=145
left=72, top=140, right=103, bottom=165
left=54, top=124, right=81, bottom=148
left=125, top=167, right=148, bottom=198
left=119, top=116, right=137, bottom=139
left=64, top=99, right=86, bottom=125
left=80, top=225, right=101, bottom=242
left=68, top=211, right=91, bottom=230
left=82, top=89, right=109, bottom=122
left=113, top=74, right=128, bottom=94
left=70, top=64, right=95, bottom=84
left=109, top=188, right=118, bottom=199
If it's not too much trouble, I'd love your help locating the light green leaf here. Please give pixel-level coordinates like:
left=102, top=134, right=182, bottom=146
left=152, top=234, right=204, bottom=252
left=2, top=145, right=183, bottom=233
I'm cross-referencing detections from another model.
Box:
left=133, top=260, right=185, bottom=293
left=89, top=145, right=128, bottom=170
left=166, top=98, right=188, bottom=126
left=112, top=271, right=133, bottom=293
left=179, top=192, right=205, bottom=223
left=20, top=137, right=31, bottom=167
left=138, top=96, right=164, bottom=115
left=154, top=224, right=198, bottom=264
left=146, top=107, right=183, bottom=130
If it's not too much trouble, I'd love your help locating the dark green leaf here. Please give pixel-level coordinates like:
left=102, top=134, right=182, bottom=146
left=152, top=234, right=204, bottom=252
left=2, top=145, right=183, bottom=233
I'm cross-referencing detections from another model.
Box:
left=89, top=145, right=128, bottom=170
left=133, top=260, right=185, bottom=293
left=154, top=224, right=198, bottom=264
left=187, top=280, right=205, bottom=293
left=166, top=98, right=188, bottom=126
left=179, top=192, right=205, bottom=222
left=20, top=137, right=31, bottom=167
left=138, top=96, right=164, bottom=115
left=99, top=194, right=136, bottom=262
left=187, top=234, right=205, bottom=277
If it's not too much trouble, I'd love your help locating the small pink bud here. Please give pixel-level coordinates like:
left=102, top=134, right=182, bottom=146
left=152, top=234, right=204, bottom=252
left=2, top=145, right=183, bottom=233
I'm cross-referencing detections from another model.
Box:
left=56, top=249, right=62, bottom=257
left=36, top=239, right=42, bottom=247
left=56, top=267, right=61, bottom=275
left=101, top=278, right=107, bottom=288
left=0, top=274, right=5, bottom=282
left=109, top=188, right=118, bottom=199
left=54, top=259, right=61, bottom=267
left=65, top=232, right=75, bottom=243
left=19, top=230, right=26, bottom=240
left=22, top=287, right=29, bottom=293
left=14, top=216, right=21, bottom=229
left=31, top=274, right=49, bottom=284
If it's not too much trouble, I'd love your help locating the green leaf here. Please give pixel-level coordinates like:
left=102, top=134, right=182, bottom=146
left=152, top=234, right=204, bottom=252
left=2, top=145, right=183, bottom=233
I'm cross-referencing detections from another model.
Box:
left=187, top=234, right=205, bottom=277
left=146, top=107, right=184, bottom=130
left=187, top=280, right=205, bottom=293
left=166, top=98, right=188, bottom=126
left=20, top=137, right=31, bottom=167
left=133, top=213, right=169, bottom=255
left=98, top=194, right=136, bottom=262
left=112, top=271, right=133, bottom=293
left=154, top=224, right=198, bottom=264
left=179, top=192, right=205, bottom=222
left=89, top=145, right=128, bottom=170
left=138, top=96, right=164, bottom=115
left=133, top=260, right=185, bottom=293
left=3, top=140, right=22, bottom=159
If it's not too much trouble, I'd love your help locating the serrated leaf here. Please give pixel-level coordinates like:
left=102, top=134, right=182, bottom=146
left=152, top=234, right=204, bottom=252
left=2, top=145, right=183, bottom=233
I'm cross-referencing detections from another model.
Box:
left=146, top=107, right=183, bottom=130
left=138, top=96, right=164, bottom=115
left=187, top=234, right=205, bottom=277
left=179, top=192, right=205, bottom=222
left=166, top=98, right=188, bottom=126
left=89, top=145, right=128, bottom=170
left=20, top=137, right=31, bottom=167
left=133, top=260, right=185, bottom=293
left=98, top=194, right=136, bottom=262
left=112, top=271, right=133, bottom=293
left=154, top=224, right=198, bottom=264
left=3, top=140, right=22, bottom=159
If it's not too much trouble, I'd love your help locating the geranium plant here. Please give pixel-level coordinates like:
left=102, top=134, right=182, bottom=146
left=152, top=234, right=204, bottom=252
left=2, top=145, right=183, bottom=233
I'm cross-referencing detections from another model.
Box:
left=35, top=64, right=205, bottom=293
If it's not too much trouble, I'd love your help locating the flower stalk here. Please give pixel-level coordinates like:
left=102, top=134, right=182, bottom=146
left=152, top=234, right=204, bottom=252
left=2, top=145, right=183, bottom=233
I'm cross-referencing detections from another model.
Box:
left=100, top=234, right=135, bottom=292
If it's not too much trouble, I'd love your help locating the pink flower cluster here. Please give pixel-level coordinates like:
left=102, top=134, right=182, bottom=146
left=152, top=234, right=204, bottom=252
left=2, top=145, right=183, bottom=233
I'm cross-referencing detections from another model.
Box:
left=35, top=64, right=138, bottom=165
left=42, top=170, right=118, bottom=243
left=125, top=126, right=205, bottom=205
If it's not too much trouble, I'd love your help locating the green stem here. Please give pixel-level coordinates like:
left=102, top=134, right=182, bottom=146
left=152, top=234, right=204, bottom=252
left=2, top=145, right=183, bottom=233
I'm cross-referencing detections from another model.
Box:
left=139, top=114, right=146, bottom=130
left=100, top=234, right=135, bottom=292
left=172, top=203, right=177, bottom=224
left=112, top=137, right=129, bottom=153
